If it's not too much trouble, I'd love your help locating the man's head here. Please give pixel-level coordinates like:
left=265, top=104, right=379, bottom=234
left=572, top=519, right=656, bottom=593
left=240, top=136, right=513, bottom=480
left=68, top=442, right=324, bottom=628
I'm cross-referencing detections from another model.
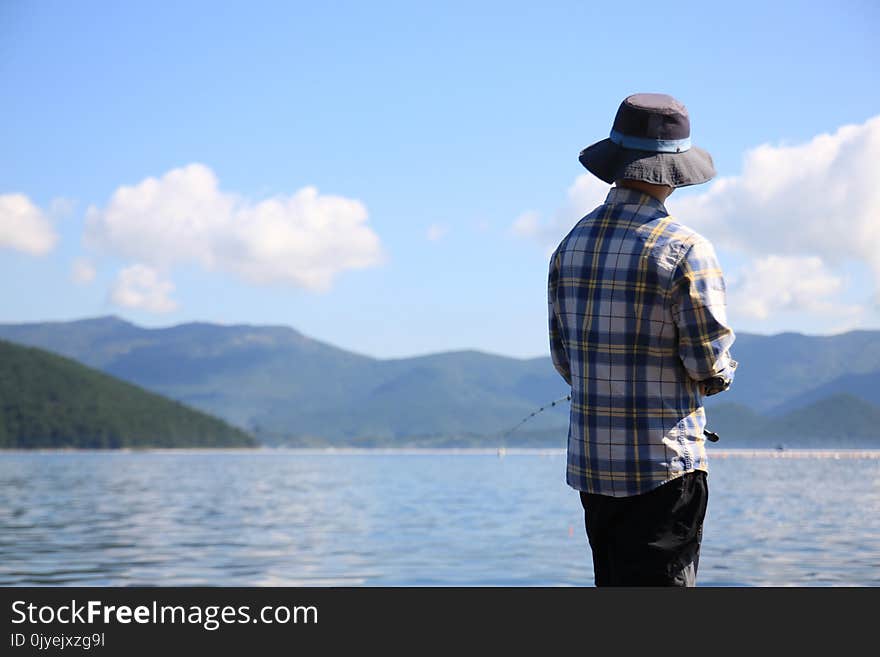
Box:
left=579, top=93, right=715, bottom=189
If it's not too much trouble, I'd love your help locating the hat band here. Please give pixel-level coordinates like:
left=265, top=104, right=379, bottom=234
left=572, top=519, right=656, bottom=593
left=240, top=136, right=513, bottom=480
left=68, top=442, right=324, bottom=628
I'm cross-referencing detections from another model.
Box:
left=609, top=129, right=692, bottom=153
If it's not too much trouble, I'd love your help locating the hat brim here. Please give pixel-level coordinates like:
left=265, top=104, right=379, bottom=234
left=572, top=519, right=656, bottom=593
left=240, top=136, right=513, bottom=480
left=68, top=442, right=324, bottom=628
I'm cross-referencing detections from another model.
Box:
left=578, top=138, right=716, bottom=188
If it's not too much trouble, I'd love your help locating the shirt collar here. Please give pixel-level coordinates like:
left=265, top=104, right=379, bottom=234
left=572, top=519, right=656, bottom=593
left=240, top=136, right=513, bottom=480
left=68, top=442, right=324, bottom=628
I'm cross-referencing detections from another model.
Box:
left=604, top=186, right=668, bottom=213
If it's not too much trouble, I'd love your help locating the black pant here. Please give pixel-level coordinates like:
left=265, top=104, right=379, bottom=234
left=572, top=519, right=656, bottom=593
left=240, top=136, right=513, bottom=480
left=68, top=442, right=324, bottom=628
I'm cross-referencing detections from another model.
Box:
left=578, top=471, right=708, bottom=587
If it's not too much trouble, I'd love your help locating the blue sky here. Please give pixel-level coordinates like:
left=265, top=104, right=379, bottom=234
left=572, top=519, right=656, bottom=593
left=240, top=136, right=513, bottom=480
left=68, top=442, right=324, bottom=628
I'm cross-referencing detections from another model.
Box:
left=2, top=0, right=879, bottom=358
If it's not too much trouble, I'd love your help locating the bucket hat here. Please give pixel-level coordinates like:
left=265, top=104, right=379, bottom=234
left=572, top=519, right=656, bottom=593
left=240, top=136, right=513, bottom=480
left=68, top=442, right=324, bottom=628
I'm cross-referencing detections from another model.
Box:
left=578, top=93, right=715, bottom=188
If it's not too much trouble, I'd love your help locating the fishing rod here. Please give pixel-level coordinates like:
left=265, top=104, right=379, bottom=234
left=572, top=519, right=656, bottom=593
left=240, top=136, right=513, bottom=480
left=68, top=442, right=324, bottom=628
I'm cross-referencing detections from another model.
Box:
left=501, top=394, right=720, bottom=442
left=500, top=394, right=571, bottom=440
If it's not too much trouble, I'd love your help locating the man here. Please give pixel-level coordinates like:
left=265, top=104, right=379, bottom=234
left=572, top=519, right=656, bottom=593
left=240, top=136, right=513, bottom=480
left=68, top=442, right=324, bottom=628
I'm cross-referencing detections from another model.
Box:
left=547, top=93, right=737, bottom=587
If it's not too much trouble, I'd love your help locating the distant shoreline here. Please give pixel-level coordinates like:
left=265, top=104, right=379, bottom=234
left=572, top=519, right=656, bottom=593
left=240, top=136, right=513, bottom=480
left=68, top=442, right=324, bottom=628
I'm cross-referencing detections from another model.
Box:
left=1, top=447, right=879, bottom=458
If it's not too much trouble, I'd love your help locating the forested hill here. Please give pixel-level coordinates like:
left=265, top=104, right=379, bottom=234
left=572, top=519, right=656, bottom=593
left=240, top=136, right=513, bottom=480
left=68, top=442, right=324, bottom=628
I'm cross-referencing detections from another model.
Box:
left=2, top=316, right=880, bottom=447
left=0, top=339, right=255, bottom=448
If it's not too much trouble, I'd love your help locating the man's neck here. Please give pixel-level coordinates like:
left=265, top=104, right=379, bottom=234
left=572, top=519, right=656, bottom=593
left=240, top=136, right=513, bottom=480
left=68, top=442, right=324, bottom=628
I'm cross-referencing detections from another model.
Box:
left=615, top=179, right=673, bottom=203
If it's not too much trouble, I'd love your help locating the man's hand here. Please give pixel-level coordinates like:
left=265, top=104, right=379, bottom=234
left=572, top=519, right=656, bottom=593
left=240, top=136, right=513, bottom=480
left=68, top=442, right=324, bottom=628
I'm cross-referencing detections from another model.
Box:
left=699, top=372, right=733, bottom=396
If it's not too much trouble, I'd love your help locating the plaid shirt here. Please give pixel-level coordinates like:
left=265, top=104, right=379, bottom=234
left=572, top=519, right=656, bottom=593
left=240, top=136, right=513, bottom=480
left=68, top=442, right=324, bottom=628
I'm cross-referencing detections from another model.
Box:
left=548, top=186, right=737, bottom=497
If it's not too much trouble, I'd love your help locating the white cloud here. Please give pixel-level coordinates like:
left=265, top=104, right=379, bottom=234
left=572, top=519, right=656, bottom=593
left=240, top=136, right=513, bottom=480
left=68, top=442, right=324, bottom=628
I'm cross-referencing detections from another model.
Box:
left=524, top=115, right=880, bottom=324
left=667, top=115, right=880, bottom=297
left=509, top=176, right=611, bottom=249
left=727, top=255, right=863, bottom=321
left=85, top=163, right=385, bottom=292
left=510, top=211, right=541, bottom=238
left=426, top=223, right=448, bottom=241
left=564, top=174, right=614, bottom=218
left=70, top=257, right=96, bottom=285
left=110, top=264, right=178, bottom=313
left=0, top=193, right=58, bottom=255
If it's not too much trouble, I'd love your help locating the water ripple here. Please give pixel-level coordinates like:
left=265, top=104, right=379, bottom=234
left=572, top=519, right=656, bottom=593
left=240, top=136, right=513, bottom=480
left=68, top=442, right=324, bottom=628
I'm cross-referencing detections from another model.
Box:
left=0, top=449, right=877, bottom=586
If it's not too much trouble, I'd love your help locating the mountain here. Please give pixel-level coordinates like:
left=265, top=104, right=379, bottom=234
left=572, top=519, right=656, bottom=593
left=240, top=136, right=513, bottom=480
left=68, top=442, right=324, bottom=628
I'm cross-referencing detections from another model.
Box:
left=0, top=338, right=255, bottom=448
left=767, top=371, right=880, bottom=415
left=703, top=395, right=880, bottom=448
left=0, top=316, right=878, bottom=447
left=0, top=316, right=570, bottom=443
left=702, top=330, right=880, bottom=413
left=766, top=394, right=880, bottom=446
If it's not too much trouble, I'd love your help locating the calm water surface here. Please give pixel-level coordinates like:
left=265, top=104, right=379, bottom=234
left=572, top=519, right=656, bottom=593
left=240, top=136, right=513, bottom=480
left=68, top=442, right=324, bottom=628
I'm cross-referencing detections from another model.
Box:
left=1, top=449, right=878, bottom=586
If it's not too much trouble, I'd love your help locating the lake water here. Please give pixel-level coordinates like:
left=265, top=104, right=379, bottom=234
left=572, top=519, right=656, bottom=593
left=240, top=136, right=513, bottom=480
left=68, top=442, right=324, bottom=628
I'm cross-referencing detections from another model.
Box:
left=1, top=449, right=878, bottom=587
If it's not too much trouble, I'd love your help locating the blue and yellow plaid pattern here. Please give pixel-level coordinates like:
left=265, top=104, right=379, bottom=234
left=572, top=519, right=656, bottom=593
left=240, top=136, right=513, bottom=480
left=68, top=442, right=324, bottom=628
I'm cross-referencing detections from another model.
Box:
left=548, top=186, right=737, bottom=497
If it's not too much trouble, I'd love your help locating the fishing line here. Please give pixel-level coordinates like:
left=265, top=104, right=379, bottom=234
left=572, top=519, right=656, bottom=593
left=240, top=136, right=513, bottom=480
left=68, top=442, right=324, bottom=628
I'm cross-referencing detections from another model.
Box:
left=499, top=395, right=720, bottom=442
left=500, top=394, right=571, bottom=440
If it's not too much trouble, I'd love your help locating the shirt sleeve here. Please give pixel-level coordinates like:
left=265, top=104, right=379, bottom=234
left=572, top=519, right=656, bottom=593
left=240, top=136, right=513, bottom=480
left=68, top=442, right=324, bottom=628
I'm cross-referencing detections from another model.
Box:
left=548, top=249, right=572, bottom=386
left=670, top=237, right=737, bottom=396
